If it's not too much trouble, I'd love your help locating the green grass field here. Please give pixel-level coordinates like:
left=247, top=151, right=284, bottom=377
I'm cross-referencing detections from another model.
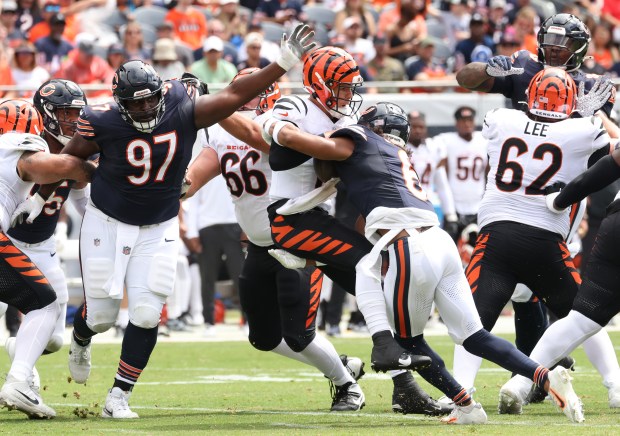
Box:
left=1, top=330, right=620, bottom=435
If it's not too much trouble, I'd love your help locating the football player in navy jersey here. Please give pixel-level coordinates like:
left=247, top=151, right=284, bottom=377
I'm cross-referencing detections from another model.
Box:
left=262, top=102, right=585, bottom=424
left=10, top=24, right=316, bottom=419
left=4, top=79, right=90, bottom=399
left=456, top=12, right=618, bottom=383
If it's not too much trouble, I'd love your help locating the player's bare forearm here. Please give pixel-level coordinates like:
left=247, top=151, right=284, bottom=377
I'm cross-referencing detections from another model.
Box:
left=276, top=125, right=353, bottom=160
left=598, top=111, right=620, bottom=139
left=185, top=147, right=221, bottom=198
left=456, top=63, right=495, bottom=92
left=62, top=133, right=101, bottom=159
left=219, top=113, right=270, bottom=153
left=18, top=153, right=94, bottom=186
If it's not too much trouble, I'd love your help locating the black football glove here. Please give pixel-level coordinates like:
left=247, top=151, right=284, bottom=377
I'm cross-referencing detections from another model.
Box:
left=181, top=72, right=209, bottom=96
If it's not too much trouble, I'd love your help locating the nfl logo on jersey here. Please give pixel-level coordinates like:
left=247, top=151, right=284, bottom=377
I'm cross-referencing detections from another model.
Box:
left=122, top=246, right=131, bottom=255
left=94, top=238, right=100, bottom=246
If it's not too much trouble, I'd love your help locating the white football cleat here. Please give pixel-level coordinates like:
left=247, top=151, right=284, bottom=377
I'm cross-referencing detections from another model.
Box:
left=604, top=381, right=620, bottom=408
left=268, top=249, right=307, bottom=269
left=0, top=375, right=55, bottom=419
left=102, top=387, right=139, bottom=419
left=441, top=401, right=487, bottom=424
left=68, top=335, right=91, bottom=384
left=498, top=376, right=531, bottom=414
left=5, top=337, right=40, bottom=391
left=547, top=366, right=585, bottom=423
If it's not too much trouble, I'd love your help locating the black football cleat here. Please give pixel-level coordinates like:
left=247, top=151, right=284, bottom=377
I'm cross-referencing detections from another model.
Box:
left=392, top=373, right=454, bottom=416
left=370, top=331, right=432, bottom=372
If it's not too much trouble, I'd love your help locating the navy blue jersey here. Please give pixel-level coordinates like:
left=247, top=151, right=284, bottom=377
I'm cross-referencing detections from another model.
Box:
left=490, top=50, right=615, bottom=116
left=77, top=80, right=197, bottom=225
left=332, top=125, right=435, bottom=218
left=8, top=181, right=71, bottom=244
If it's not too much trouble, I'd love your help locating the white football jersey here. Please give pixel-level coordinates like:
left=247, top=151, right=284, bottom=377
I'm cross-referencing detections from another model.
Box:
left=480, top=108, right=610, bottom=239
left=408, top=137, right=446, bottom=193
left=0, top=132, right=49, bottom=232
left=207, top=112, right=273, bottom=246
left=434, top=131, right=488, bottom=215
left=267, top=95, right=355, bottom=202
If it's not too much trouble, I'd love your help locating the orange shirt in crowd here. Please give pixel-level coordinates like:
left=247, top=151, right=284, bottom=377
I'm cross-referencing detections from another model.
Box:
left=0, top=63, right=15, bottom=98
left=165, top=8, right=208, bottom=51
left=54, top=50, right=114, bottom=98
left=28, top=15, right=79, bottom=44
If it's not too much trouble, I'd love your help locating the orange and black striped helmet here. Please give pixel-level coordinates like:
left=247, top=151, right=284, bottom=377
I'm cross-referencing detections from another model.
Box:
left=527, top=67, right=577, bottom=121
left=302, top=46, right=363, bottom=119
left=232, top=68, right=281, bottom=114
left=0, top=99, right=43, bottom=135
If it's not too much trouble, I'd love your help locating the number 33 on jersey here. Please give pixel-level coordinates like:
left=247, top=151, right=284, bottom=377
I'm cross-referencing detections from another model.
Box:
left=479, top=107, right=610, bottom=239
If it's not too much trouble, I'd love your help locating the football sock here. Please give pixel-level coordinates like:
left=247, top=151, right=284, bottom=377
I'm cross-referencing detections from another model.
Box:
left=355, top=254, right=391, bottom=335
left=398, top=335, right=468, bottom=404
left=297, top=334, right=353, bottom=386
left=272, top=339, right=312, bottom=365
left=462, top=329, right=543, bottom=385
left=113, top=322, right=158, bottom=392
left=452, top=344, right=482, bottom=391
left=10, top=301, right=59, bottom=381
left=512, top=300, right=547, bottom=356
left=73, top=303, right=97, bottom=345
left=117, top=307, right=129, bottom=329
left=44, top=302, right=66, bottom=354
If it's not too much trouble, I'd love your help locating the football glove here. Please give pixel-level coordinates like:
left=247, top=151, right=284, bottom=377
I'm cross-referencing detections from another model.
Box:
left=485, top=55, right=524, bottom=77
left=276, top=23, right=316, bottom=71
left=575, top=76, right=613, bottom=117
left=10, top=193, right=46, bottom=227
left=180, top=72, right=209, bottom=96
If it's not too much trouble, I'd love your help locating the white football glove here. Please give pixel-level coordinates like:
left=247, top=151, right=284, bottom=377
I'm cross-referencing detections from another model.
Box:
left=485, top=55, right=524, bottom=77
left=575, top=76, right=614, bottom=117
left=10, top=193, right=46, bottom=227
left=545, top=192, right=565, bottom=214
left=54, top=221, right=68, bottom=254
left=268, top=249, right=307, bottom=269
left=276, top=23, right=316, bottom=71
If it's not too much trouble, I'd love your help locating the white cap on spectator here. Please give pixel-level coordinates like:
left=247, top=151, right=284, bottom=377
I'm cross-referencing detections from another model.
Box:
left=203, top=36, right=224, bottom=52
left=343, top=16, right=362, bottom=29
left=490, top=0, right=506, bottom=8
left=245, top=32, right=263, bottom=46
left=2, top=0, right=18, bottom=12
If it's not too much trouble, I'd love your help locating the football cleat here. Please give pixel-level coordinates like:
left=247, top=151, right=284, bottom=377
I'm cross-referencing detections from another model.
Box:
left=330, top=382, right=365, bottom=412
left=392, top=373, right=454, bottom=416
left=547, top=366, right=585, bottom=423
left=340, top=355, right=365, bottom=381
left=102, top=387, right=139, bottom=419
left=0, top=375, right=55, bottom=419
left=526, top=356, right=576, bottom=405
left=441, top=401, right=487, bottom=425
left=68, top=335, right=91, bottom=384
left=498, top=385, right=524, bottom=415
left=370, top=333, right=432, bottom=372
left=604, top=380, right=620, bottom=408
left=5, top=337, right=40, bottom=391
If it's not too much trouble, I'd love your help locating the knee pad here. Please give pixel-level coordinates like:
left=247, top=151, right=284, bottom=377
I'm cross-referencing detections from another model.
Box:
left=83, top=258, right=114, bottom=299
left=284, top=330, right=316, bottom=352
left=86, top=303, right=119, bottom=333
left=45, top=333, right=64, bottom=353
left=148, top=254, right=177, bottom=298
left=130, top=304, right=162, bottom=329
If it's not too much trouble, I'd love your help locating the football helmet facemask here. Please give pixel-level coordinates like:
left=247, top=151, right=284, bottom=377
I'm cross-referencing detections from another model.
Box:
left=0, top=99, right=43, bottom=135
left=537, top=14, right=590, bottom=72
left=358, top=102, right=410, bottom=148
left=527, top=67, right=577, bottom=121
left=232, top=68, right=281, bottom=114
left=113, top=60, right=165, bottom=133
left=33, top=79, right=86, bottom=145
left=302, top=46, right=363, bottom=119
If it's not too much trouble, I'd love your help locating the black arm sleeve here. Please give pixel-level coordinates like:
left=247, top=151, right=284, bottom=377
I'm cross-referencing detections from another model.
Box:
left=555, top=154, right=620, bottom=209
left=268, top=143, right=312, bottom=171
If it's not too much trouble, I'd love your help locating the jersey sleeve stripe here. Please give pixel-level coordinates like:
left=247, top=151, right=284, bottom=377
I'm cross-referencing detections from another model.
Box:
left=273, top=96, right=307, bottom=115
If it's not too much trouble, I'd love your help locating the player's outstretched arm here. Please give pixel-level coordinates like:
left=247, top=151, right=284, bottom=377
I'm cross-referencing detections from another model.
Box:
left=18, top=151, right=95, bottom=185
left=219, top=113, right=270, bottom=153
left=456, top=62, right=496, bottom=92
left=194, top=23, right=316, bottom=129
left=184, top=147, right=221, bottom=198
left=264, top=121, right=354, bottom=160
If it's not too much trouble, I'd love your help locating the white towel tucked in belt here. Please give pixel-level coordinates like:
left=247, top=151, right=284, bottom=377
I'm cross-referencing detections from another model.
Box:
left=103, top=221, right=140, bottom=299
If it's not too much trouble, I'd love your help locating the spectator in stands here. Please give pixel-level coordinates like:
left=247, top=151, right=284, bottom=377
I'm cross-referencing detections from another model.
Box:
left=454, top=13, right=495, bottom=71
left=513, top=6, right=538, bottom=55
left=236, top=31, right=269, bottom=70
left=253, top=0, right=303, bottom=25
left=121, top=21, right=151, bottom=62
left=488, top=0, right=509, bottom=42
left=190, top=36, right=238, bottom=84
left=366, top=35, right=406, bottom=93
left=216, top=0, right=248, bottom=46
left=54, top=39, right=114, bottom=98
left=601, top=0, right=620, bottom=29
left=494, top=29, right=521, bottom=56
left=206, top=18, right=239, bottom=65
left=165, top=0, right=208, bottom=51
left=15, top=0, right=41, bottom=37
left=10, top=41, right=49, bottom=97
left=334, top=0, right=376, bottom=38
left=34, top=12, right=72, bottom=75
left=156, top=21, right=195, bottom=67
left=105, top=42, right=126, bottom=71
left=590, top=23, right=619, bottom=71
left=1, top=0, right=26, bottom=48
left=28, top=0, right=87, bottom=44
left=442, top=0, right=472, bottom=51
left=341, top=16, right=376, bottom=66
left=405, top=36, right=454, bottom=92
left=152, top=38, right=185, bottom=80
left=379, top=0, right=428, bottom=63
